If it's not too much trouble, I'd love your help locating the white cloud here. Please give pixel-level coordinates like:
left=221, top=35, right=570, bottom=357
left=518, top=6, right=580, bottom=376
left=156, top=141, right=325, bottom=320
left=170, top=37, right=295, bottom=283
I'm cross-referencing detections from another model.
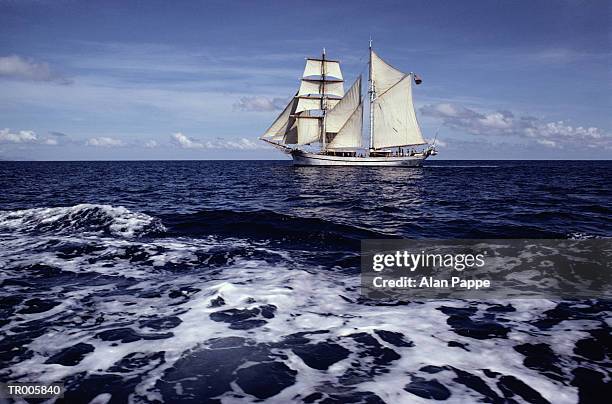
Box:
left=0, top=55, right=72, bottom=84
left=421, top=103, right=611, bottom=149
left=86, top=137, right=125, bottom=147
left=144, top=140, right=158, bottom=148
left=233, top=96, right=286, bottom=112
left=41, top=138, right=58, bottom=145
left=421, top=103, right=515, bottom=135
left=536, top=121, right=606, bottom=145
left=0, top=128, right=38, bottom=143
left=223, top=138, right=266, bottom=150
left=171, top=132, right=204, bottom=149
left=171, top=132, right=266, bottom=150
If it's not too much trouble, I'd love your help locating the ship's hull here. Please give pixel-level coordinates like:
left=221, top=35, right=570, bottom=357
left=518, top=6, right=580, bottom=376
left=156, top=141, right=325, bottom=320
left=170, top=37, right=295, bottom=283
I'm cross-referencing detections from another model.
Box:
left=291, top=151, right=427, bottom=166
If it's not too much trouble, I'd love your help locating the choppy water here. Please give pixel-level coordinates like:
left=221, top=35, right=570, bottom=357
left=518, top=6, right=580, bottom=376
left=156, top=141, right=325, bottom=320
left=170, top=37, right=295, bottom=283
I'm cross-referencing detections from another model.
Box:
left=0, top=160, right=610, bottom=403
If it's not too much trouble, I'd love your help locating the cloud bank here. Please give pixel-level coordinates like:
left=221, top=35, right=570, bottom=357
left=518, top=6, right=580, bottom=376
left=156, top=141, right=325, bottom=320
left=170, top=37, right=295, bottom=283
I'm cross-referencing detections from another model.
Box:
left=86, top=137, right=125, bottom=147
left=171, top=132, right=265, bottom=150
left=421, top=103, right=610, bottom=149
left=0, top=128, right=37, bottom=143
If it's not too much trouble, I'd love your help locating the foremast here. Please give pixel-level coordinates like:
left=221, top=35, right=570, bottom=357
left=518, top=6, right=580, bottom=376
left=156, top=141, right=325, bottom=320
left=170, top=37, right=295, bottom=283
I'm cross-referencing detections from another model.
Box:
left=260, top=49, right=362, bottom=152
left=320, top=48, right=327, bottom=150
left=368, top=39, right=375, bottom=151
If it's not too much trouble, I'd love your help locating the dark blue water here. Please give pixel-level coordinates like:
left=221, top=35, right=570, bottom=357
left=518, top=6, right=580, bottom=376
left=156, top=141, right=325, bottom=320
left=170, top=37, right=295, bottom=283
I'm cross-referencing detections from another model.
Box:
left=0, top=160, right=610, bottom=403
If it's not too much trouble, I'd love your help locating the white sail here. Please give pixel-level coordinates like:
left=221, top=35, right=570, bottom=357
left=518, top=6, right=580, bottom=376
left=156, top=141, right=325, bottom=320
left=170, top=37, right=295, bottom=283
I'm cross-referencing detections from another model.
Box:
left=371, top=50, right=405, bottom=95
left=373, top=74, right=425, bottom=149
left=295, top=98, right=340, bottom=114
left=259, top=47, right=436, bottom=164
left=327, top=102, right=363, bottom=149
left=326, top=98, right=340, bottom=109
left=325, top=76, right=361, bottom=133
left=295, top=97, right=322, bottom=114
left=298, top=80, right=344, bottom=97
left=303, top=59, right=343, bottom=80
left=298, top=80, right=319, bottom=97
left=295, top=117, right=321, bottom=145
left=261, top=96, right=297, bottom=142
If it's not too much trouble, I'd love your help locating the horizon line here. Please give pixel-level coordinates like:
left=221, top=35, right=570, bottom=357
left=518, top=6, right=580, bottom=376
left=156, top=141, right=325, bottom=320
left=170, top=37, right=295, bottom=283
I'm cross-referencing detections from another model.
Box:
left=1, top=159, right=611, bottom=162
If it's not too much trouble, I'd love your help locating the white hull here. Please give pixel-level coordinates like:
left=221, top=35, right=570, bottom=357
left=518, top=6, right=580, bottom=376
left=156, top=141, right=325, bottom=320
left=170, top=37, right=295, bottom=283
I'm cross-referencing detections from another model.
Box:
left=291, top=151, right=427, bottom=166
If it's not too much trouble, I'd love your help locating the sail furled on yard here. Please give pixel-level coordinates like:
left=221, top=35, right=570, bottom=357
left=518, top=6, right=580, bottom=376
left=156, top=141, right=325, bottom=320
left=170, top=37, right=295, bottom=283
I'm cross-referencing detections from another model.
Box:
left=371, top=51, right=426, bottom=149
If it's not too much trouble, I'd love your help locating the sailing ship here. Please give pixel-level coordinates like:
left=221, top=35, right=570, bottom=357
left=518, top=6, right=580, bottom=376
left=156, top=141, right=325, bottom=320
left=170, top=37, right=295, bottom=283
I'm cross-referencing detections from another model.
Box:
left=259, top=42, right=437, bottom=166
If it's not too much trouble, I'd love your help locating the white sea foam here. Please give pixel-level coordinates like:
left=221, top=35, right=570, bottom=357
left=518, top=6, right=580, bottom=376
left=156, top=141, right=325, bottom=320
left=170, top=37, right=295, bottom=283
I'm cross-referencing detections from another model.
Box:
left=0, top=209, right=607, bottom=403
left=0, top=204, right=165, bottom=238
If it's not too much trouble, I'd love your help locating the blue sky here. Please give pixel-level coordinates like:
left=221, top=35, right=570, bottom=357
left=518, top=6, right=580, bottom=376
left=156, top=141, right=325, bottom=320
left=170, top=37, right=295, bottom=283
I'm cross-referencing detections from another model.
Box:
left=0, top=0, right=610, bottom=160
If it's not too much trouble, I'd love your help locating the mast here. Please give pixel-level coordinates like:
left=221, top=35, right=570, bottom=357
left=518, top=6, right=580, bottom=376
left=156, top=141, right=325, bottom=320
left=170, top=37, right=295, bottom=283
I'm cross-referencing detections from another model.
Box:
left=263, top=51, right=345, bottom=148
left=368, top=39, right=374, bottom=151
left=368, top=47, right=426, bottom=150
left=321, top=48, right=327, bottom=150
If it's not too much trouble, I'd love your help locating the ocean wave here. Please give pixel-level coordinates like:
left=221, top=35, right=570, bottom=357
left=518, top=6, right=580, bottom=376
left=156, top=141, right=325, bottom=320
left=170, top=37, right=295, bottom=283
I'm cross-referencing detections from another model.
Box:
left=0, top=204, right=391, bottom=254
left=0, top=204, right=165, bottom=238
left=160, top=209, right=391, bottom=247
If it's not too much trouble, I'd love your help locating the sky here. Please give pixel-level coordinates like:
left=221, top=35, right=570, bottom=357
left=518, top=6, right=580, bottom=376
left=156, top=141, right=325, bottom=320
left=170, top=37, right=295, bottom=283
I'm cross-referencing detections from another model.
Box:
left=0, top=0, right=610, bottom=160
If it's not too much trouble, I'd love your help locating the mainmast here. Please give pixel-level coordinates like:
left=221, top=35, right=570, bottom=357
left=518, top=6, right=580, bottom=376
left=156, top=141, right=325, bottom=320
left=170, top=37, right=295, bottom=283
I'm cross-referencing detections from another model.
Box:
left=321, top=48, right=327, bottom=150
left=368, top=39, right=374, bottom=151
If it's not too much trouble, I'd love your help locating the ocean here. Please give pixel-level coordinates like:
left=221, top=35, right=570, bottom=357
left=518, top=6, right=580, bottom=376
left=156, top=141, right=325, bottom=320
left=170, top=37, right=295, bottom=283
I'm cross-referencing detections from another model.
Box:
left=0, top=160, right=610, bottom=403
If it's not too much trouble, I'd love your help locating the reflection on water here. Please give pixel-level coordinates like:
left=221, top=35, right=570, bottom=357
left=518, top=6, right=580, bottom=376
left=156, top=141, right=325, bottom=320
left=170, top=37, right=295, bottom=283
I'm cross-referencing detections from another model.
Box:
left=291, top=167, right=425, bottom=235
